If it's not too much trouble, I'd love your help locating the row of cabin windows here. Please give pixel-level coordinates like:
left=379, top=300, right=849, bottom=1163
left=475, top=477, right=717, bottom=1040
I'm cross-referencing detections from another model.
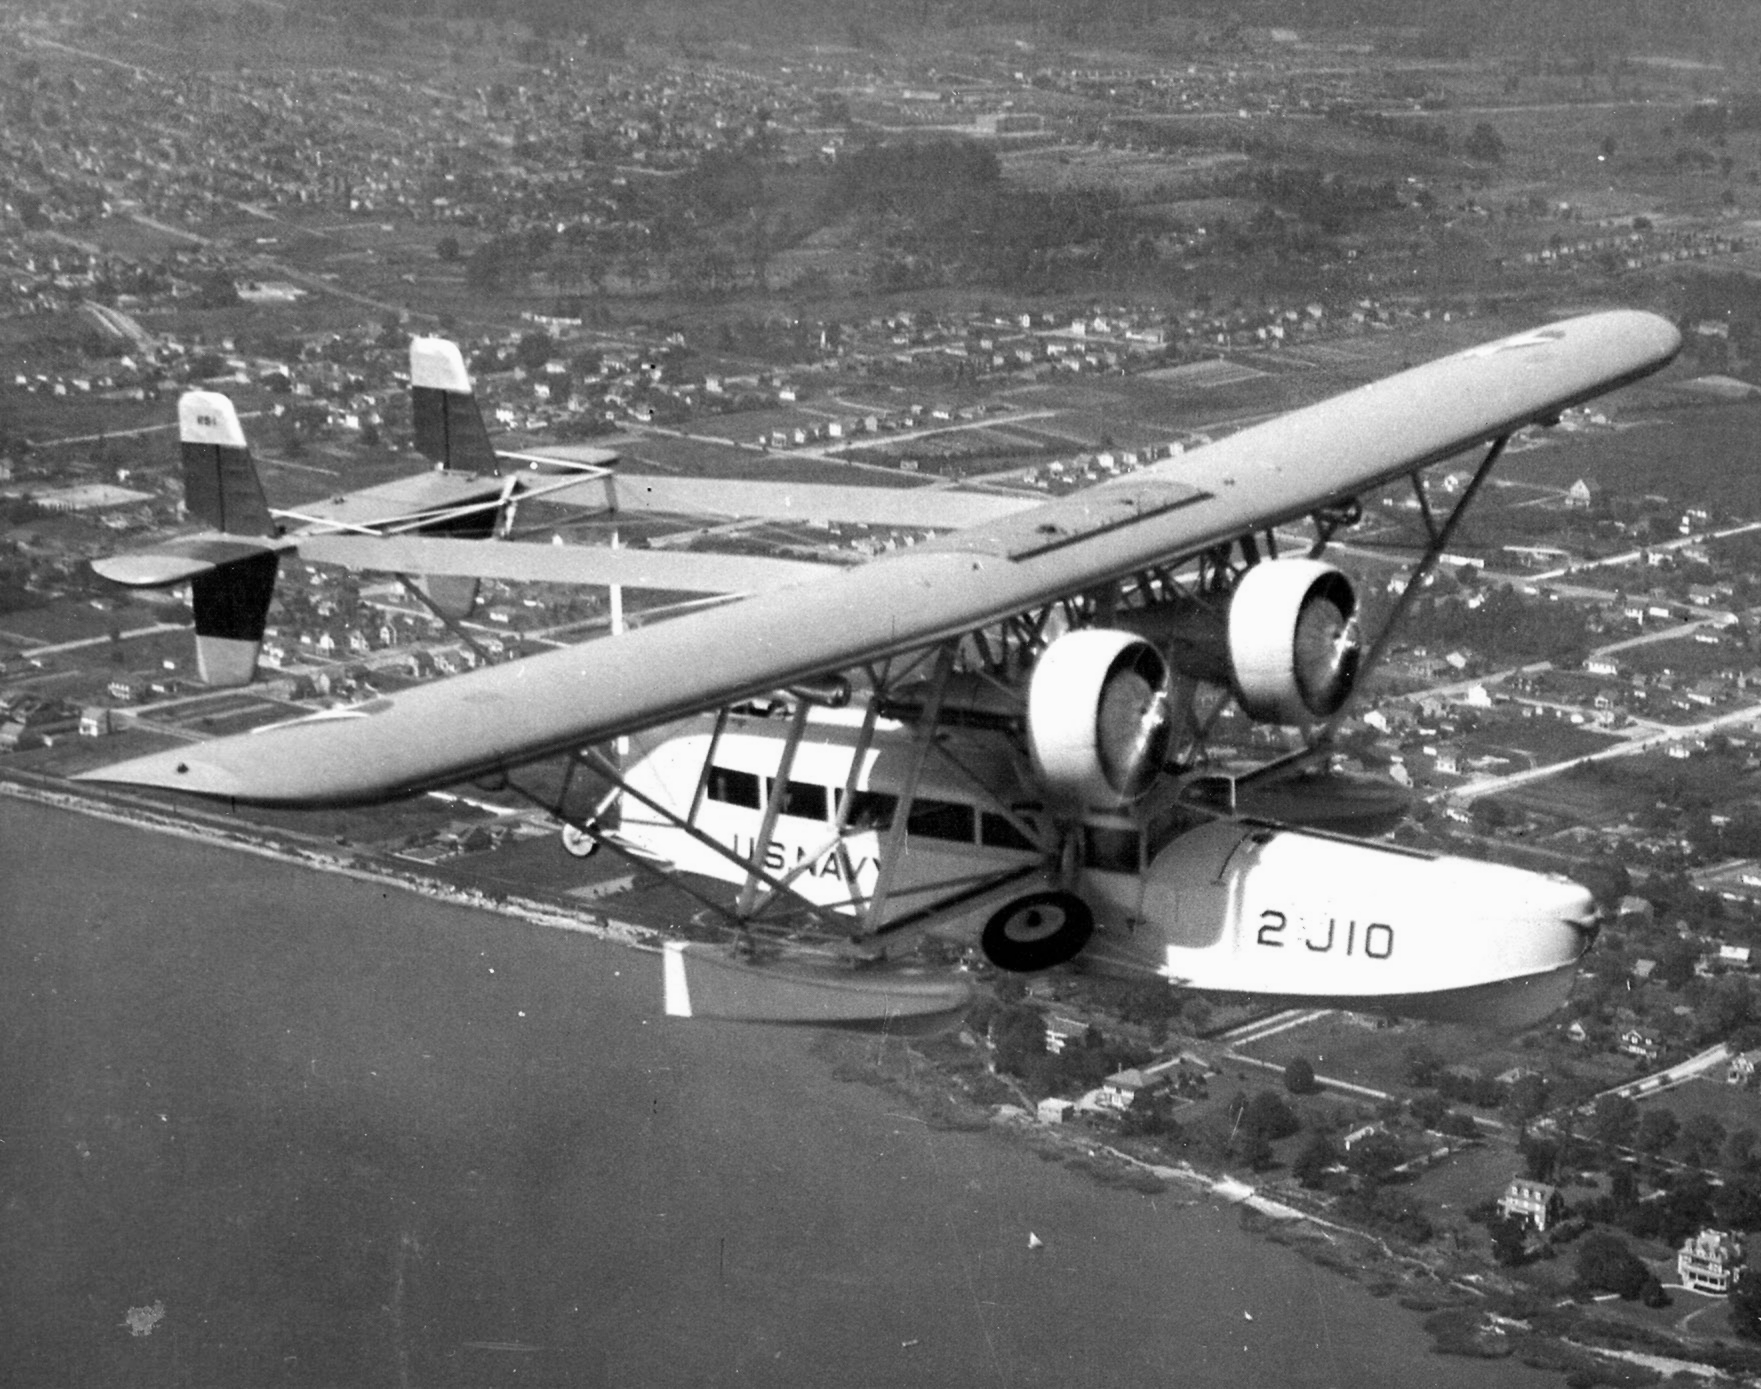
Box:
left=702, top=766, right=1036, bottom=851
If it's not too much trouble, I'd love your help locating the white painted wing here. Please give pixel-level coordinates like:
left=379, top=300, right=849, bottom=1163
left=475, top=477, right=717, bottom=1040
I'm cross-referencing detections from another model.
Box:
left=534, top=474, right=1037, bottom=528
left=295, top=533, right=832, bottom=594
left=79, top=311, right=1680, bottom=807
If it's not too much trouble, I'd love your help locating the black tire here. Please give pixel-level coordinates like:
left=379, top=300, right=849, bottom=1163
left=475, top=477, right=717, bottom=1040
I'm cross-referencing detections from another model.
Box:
left=981, top=891, right=1094, bottom=973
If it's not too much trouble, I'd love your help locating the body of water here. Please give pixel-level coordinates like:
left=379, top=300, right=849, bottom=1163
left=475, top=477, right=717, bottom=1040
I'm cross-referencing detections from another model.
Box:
left=1, top=797, right=1555, bottom=1387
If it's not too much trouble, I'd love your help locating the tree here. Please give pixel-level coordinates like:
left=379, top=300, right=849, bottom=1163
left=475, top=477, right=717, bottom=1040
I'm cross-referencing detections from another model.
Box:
left=1591, top=1093, right=1639, bottom=1150
left=515, top=330, right=556, bottom=372
left=1610, top=1163, right=1640, bottom=1209
left=1728, top=1125, right=1760, bottom=1174
left=1291, top=1132, right=1336, bottom=1189
left=1504, top=1073, right=1549, bottom=1137
left=1346, top=1131, right=1405, bottom=1187
left=990, top=1003, right=1045, bottom=1077
left=437, top=234, right=461, bottom=262
left=1734, top=1266, right=1761, bottom=1339
left=1410, top=1091, right=1449, bottom=1130
left=1404, top=1043, right=1443, bottom=1088
left=1716, top=1174, right=1761, bottom=1231
left=1240, top=1090, right=1300, bottom=1144
left=1488, top=1213, right=1529, bottom=1266
left=1679, top=1112, right=1727, bottom=1169
left=1520, top=1134, right=1559, bottom=1183
left=1284, top=1057, right=1318, bottom=1095
left=1636, top=1107, right=1680, bottom=1157
left=1119, top=1090, right=1179, bottom=1139
left=1575, top=1231, right=1650, bottom=1300
left=1465, top=122, right=1506, bottom=163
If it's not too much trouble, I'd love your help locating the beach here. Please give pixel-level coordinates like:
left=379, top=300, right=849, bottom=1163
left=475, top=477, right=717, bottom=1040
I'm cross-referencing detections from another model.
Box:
left=0, top=795, right=1559, bottom=1388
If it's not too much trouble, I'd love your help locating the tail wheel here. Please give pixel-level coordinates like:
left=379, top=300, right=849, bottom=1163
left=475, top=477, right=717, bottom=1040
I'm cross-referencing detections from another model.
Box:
left=560, top=822, right=600, bottom=859
left=981, top=892, right=1094, bottom=973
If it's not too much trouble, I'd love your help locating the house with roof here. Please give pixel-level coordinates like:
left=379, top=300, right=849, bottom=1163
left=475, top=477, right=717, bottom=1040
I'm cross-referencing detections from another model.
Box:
left=1679, top=1228, right=1744, bottom=1294
left=1729, top=1049, right=1761, bottom=1087
left=1499, top=1178, right=1566, bottom=1231
left=1097, top=1068, right=1165, bottom=1111
left=1618, top=1028, right=1661, bottom=1063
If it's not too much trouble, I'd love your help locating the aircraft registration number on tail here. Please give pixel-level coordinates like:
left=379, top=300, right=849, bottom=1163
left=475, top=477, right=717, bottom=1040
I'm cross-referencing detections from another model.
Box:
left=1256, top=909, right=1394, bottom=959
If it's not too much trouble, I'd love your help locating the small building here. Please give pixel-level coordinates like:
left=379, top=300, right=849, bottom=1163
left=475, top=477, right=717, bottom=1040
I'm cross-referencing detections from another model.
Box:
left=1341, top=1123, right=1386, bottom=1152
left=1044, top=1016, right=1087, bottom=1055
left=1618, top=1028, right=1661, bottom=1064
left=1729, top=1049, right=1761, bottom=1087
left=1679, top=1228, right=1745, bottom=1294
left=1499, top=1178, right=1566, bottom=1232
left=1037, top=1098, right=1075, bottom=1125
left=1097, top=1068, right=1163, bottom=1111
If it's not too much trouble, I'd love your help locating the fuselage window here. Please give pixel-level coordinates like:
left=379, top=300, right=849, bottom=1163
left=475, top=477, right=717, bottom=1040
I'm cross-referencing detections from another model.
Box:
left=766, top=777, right=829, bottom=821
left=841, top=788, right=897, bottom=831
left=908, top=798, right=976, bottom=844
left=706, top=766, right=761, bottom=810
left=980, top=812, right=1037, bottom=852
left=1084, top=824, right=1141, bottom=873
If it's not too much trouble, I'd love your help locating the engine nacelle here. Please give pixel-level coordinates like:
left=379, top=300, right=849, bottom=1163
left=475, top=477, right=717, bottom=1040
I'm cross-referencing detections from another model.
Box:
left=1227, top=559, right=1360, bottom=724
left=1127, top=558, right=1361, bottom=727
left=1027, top=629, right=1172, bottom=809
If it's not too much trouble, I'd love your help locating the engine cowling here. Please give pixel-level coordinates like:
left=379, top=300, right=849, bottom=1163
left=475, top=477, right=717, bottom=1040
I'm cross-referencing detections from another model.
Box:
left=1027, top=629, right=1172, bottom=809
left=1227, top=559, right=1360, bottom=725
left=1126, top=558, right=1361, bottom=727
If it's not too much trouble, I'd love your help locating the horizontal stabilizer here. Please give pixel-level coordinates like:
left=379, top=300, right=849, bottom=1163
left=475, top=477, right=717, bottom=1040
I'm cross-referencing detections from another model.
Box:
left=296, top=533, right=831, bottom=594
left=660, top=941, right=973, bottom=1029
left=93, top=533, right=284, bottom=588
left=279, top=472, right=513, bottom=535
left=537, top=473, right=1037, bottom=529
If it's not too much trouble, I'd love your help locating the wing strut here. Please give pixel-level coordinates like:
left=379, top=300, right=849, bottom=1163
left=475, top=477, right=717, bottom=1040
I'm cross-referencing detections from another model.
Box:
left=735, top=700, right=812, bottom=917
left=860, top=644, right=957, bottom=935
left=393, top=573, right=497, bottom=666
left=1243, top=432, right=1512, bottom=790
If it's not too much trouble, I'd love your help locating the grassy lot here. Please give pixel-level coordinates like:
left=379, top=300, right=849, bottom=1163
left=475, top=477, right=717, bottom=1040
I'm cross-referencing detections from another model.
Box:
left=1468, top=712, right=1626, bottom=765
left=1521, top=400, right=1761, bottom=515
left=1629, top=1073, right=1761, bottom=1136
left=1406, top=1136, right=1522, bottom=1216
left=1232, top=1012, right=1539, bottom=1100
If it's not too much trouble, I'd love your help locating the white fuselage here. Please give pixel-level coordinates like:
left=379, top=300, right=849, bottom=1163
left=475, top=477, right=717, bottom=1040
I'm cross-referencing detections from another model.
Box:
left=617, top=707, right=1044, bottom=917
left=617, top=708, right=1591, bottom=1026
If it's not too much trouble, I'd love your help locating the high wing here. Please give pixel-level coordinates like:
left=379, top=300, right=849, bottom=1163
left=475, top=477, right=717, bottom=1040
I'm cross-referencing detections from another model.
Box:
left=295, top=532, right=831, bottom=594
left=532, top=473, right=1036, bottom=530
left=81, top=310, right=1680, bottom=807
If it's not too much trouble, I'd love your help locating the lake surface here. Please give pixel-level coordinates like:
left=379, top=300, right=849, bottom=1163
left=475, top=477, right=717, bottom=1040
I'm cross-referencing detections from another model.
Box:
left=0, top=796, right=1557, bottom=1387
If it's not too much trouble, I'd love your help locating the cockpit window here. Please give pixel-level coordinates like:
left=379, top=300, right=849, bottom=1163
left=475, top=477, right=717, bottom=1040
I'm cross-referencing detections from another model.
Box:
left=706, top=766, right=762, bottom=809
left=767, top=778, right=829, bottom=820
left=840, top=788, right=897, bottom=831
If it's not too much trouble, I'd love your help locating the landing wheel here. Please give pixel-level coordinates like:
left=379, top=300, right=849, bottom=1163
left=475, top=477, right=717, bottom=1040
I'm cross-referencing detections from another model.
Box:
left=560, top=822, right=600, bottom=859
left=981, top=891, right=1094, bottom=973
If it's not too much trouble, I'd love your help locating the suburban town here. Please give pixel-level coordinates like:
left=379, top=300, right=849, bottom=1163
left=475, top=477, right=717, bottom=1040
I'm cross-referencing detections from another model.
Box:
left=15, top=1, right=1761, bottom=1383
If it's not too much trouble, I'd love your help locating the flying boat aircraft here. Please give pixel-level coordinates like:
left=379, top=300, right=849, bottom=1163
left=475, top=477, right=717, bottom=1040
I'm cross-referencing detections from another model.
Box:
left=81, top=310, right=1682, bottom=1031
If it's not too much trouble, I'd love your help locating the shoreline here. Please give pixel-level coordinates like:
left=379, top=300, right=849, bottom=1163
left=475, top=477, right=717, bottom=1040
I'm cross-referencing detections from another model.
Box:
left=8, top=771, right=1758, bottom=1385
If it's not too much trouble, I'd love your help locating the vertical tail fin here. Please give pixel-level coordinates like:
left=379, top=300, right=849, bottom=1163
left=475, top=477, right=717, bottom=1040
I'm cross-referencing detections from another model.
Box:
left=410, top=337, right=499, bottom=475
left=177, top=392, right=278, bottom=686
left=180, top=391, right=273, bottom=535
left=409, top=337, right=502, bottom=617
